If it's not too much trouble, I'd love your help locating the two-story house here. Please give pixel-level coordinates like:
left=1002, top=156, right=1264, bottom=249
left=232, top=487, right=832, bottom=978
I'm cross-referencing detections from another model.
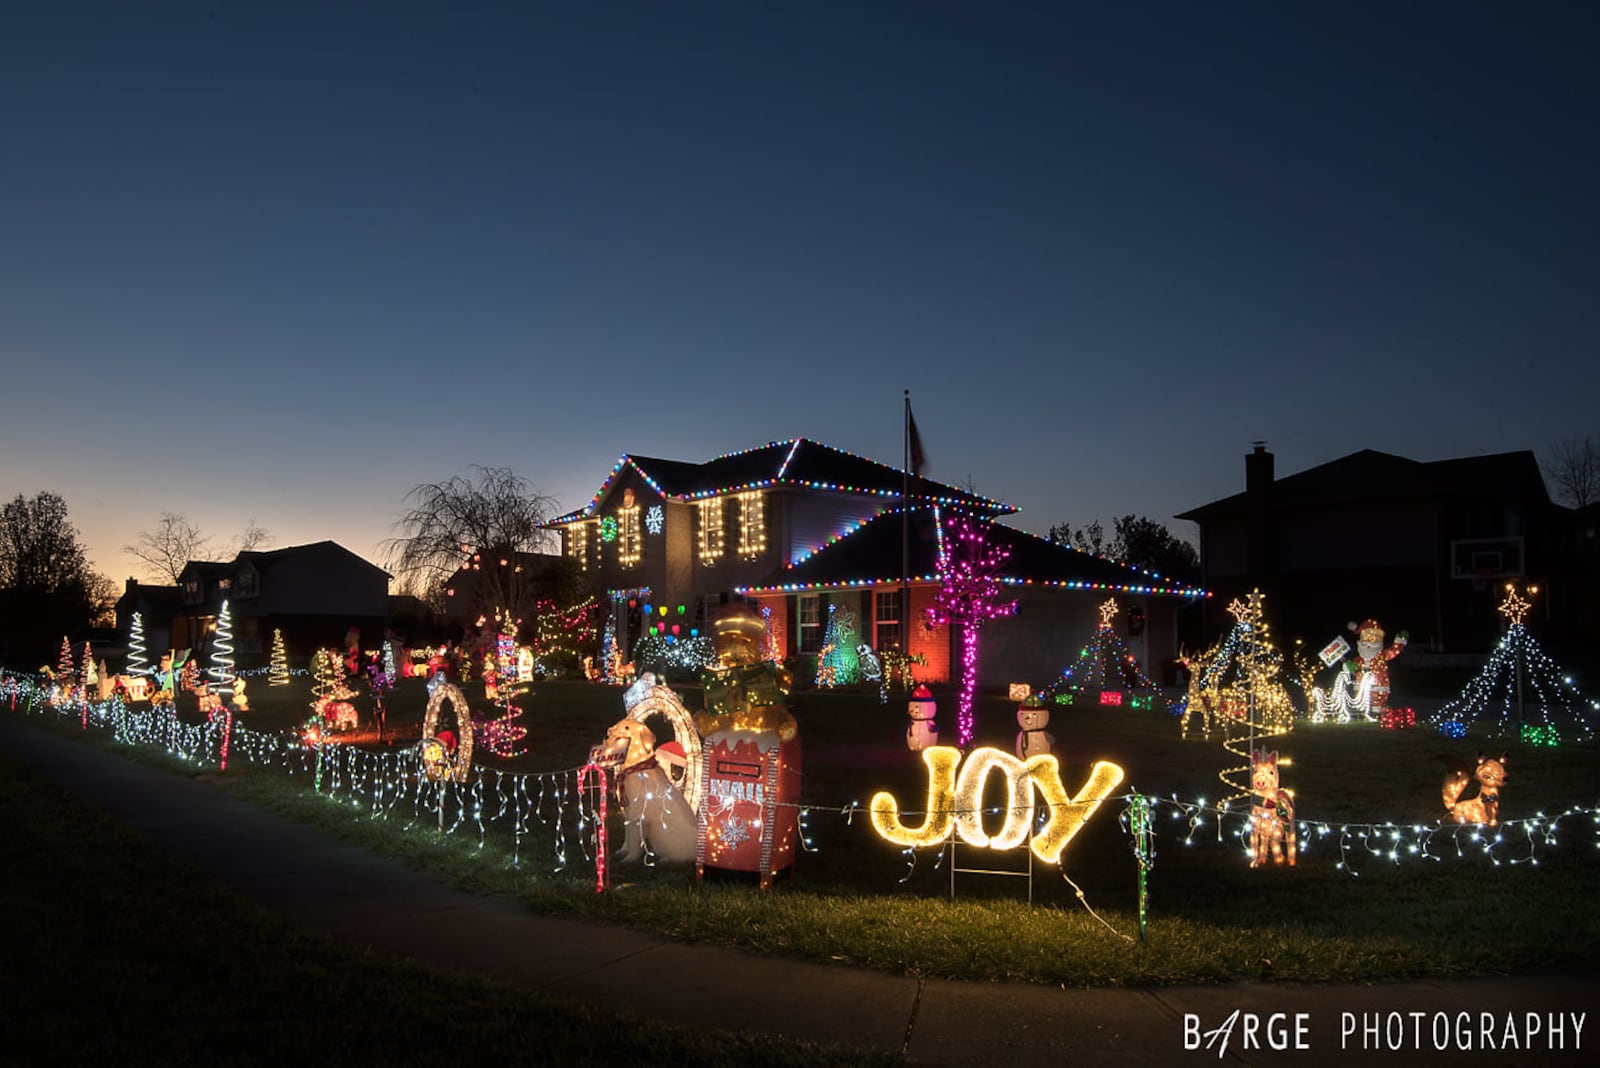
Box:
left=1176, top=444, right=1568, bottom=653
left=549, top=438, right=1207, bottom=688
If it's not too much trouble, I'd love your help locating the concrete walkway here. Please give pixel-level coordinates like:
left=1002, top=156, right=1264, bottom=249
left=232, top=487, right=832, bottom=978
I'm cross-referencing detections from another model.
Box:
left=6, top=714, right=1597, bottom=1067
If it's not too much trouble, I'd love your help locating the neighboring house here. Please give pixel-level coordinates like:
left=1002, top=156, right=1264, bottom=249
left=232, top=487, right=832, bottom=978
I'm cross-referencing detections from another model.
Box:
left=439, top=550, right=579, bottom=626
left=547, top=438, right=1207, bottom=687
left=126, top=542, right=391, bottom=666
left=1176, top=444, right=1570, bottom=653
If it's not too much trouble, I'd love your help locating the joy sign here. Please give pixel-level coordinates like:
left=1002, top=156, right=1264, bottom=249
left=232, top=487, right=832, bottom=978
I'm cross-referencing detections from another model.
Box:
left=870, top=746, right=1125, bottom=864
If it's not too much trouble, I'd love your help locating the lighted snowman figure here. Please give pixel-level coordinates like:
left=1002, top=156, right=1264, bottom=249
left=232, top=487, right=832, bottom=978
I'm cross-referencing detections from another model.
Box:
left=906, top=684, right=938, bottom=751
left=1015, top=694, right=1055, bottom=759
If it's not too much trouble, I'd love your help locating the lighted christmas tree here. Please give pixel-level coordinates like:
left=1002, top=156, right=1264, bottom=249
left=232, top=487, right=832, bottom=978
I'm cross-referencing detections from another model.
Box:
left=533, top=596, right=599, bottom=675
left=127, top=612, right=151, bottom=677
left=207, top=600, right=236, bottom=697
left=1040, top=598, right=1168, bottom=711
left=1200, top=591, right=1297, bottom=806
left=1433, top=583, right=1598, bottom=745
left=926, top=515, right=1018, bottom=748
left=310, top=648, right=347, bottom=702
left=814, top=604, right=862, bottom=687
left=82, top=642, right=98, bottom=688
left=268, top=629, right=291, bottom=686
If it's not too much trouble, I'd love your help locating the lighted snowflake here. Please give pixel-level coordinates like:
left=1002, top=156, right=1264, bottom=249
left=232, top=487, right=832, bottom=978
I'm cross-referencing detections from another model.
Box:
left=645, top=505, right=665, bottom=535
left=719, top=815, right=750, bottom=848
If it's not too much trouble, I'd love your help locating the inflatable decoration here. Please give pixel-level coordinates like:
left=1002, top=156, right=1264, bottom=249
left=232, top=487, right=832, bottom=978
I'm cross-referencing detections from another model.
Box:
left=696, top=606, right=801, bottom=888
left=590, top=716, right=697, bottom=864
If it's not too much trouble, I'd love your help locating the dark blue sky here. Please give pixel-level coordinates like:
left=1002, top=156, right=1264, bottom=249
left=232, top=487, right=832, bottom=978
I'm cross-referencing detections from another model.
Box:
left=4, top=2, right=1596, bottom=577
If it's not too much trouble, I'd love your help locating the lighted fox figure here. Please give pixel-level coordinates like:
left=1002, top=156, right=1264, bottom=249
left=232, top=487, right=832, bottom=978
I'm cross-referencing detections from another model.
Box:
left=1249, top=749, right=1296, bottom=868
left=1443, top=754, right=1507, bottom=827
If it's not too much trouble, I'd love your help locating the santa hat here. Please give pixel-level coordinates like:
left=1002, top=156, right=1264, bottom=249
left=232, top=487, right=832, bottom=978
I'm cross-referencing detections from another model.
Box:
left=1348, top=619, right=1383, bottom=637
left=655, top=740, right=686, bottom=772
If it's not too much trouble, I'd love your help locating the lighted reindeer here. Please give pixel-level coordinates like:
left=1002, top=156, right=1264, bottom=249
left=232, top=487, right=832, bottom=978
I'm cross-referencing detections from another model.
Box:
left=1249, top=748, right=1296, bottom=867
left=1177, top=645, right=1221, bottom=741
left=1443, top=754, right=1507, bottom=827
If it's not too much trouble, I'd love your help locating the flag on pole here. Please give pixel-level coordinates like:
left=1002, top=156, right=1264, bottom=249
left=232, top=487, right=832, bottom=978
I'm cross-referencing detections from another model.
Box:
left=907, top=403, right=927, bottom=478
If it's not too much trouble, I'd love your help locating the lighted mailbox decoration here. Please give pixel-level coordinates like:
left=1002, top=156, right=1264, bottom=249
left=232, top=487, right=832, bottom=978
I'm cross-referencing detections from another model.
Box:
left=696, top=606, right=802, bottom=889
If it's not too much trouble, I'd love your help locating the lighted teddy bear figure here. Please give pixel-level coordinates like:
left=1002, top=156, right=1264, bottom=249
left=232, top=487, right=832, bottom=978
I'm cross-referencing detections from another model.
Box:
left=1249, top=749, right=1296, bottom=868
left=1015, top=694, right=1055, bottom=759
left=1349, top=618, right=1407, bottom=719
left=906, top=685, right=938, bottom=751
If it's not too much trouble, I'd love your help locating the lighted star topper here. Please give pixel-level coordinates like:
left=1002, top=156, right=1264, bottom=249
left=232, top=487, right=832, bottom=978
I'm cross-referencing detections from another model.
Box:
left=1098, top=598, right=1119, bottom=627
left=1497, top=583, right=1538, bottom=627
left=1227, top=589, right=1266, bottom=630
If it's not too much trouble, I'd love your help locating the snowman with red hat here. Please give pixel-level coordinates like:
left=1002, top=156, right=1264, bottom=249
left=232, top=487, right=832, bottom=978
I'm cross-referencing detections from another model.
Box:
left=1348, top=618, right=1407, bottom=720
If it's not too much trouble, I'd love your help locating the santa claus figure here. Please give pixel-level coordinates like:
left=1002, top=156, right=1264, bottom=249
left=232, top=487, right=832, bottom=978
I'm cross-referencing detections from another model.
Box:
left=1349, top=618, right=1407, bottom=718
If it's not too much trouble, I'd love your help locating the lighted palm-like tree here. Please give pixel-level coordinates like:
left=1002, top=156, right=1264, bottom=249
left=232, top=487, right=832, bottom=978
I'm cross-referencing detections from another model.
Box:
left=926, top=515, right=1017, bottom=748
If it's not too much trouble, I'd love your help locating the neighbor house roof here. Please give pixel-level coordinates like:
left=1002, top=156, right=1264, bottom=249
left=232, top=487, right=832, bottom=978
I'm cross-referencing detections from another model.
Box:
left=235, top=541, right=391, bottom=578
left=1176, top=449, right=1550, bottom=521
left=550, top=438, right=1015, bottom=523
left=734, top=508, right=1208, bottom=598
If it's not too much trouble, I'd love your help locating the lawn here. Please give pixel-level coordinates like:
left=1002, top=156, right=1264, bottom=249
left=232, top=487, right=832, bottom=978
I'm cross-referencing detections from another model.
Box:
left=13, top=668, right=1600, bottom=988
left=0, top=748, right=900, bottom=1066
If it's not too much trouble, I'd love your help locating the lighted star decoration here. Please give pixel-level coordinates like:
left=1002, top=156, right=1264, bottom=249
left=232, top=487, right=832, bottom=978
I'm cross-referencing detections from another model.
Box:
left=645, top=505, right=665, bottom=535
left=1497, top=583, right=1536, bottom=627
left=1226, top=589, right=1266, bottom=630
left=1098, top=598, right=1119, bottom=627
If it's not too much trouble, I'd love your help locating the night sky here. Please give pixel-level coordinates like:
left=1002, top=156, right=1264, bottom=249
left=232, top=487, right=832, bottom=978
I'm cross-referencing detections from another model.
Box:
left=4, top=2, right=1596, bottom=580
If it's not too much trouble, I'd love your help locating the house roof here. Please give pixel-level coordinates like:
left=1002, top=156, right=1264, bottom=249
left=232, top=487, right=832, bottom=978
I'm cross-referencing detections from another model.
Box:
left=1176, top=449, right=1551, bottom=521
left=177, top=560, right=234, bottom=582
left=734, top=508, right=1208, bottom=598
left=235, top=540, right=391, bottom=578
left=550, top=438, right=1015, bottom=523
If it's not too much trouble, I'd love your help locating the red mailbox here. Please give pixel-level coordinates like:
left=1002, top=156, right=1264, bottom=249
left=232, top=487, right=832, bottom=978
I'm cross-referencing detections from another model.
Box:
left=696, top=730, right=802, bottom=889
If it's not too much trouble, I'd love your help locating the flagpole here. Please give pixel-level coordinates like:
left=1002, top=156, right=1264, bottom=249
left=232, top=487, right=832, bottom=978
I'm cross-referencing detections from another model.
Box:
left=902, top=390, right=911, bottom=656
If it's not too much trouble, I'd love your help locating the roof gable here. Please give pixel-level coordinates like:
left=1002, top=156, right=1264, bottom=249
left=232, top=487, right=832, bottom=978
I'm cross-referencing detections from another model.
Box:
left=552, top=438, right=1014, bottom=524
left=736, top=508, right=1206, bottom=598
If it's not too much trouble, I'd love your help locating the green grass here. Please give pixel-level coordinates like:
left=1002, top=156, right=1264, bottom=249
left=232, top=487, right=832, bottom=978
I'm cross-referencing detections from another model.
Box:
left=20, top=672, right=1600, bottom=988
left=0, top=749, right=900, bottom=1066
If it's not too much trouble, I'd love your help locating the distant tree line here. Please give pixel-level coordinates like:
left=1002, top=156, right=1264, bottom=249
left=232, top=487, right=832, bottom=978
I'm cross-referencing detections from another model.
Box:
left=0, top=492, right=113, bottom=665
left=1047, top=514, right=1200, bottom=584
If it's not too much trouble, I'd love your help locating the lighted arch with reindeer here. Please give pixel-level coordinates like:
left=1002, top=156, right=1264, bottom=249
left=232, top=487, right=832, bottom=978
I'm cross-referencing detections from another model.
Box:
left=421, top=681, right=474, bottom=783
left=627, top=687, right=705, bottom=813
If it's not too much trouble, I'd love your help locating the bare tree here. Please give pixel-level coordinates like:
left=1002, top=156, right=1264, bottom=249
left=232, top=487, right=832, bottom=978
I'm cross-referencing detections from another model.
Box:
left=384, top=467, right=561, bottom=625
left=124, top=512, right=215, bottom=583
left=235, top=520, right=274, bottom=552
left=1544, top=435, right=1600, bottom=508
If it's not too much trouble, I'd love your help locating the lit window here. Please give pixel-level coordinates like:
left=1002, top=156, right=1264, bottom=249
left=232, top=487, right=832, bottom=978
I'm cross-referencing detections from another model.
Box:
left=738, top=491, right=767, bottom=558
left=618, top=506, right=642, bottom=568
left=567, top=523, right=589, bottom=571
left=875, top=590, right=902, bottom=652
left=697, top=499, right=725, bottom=565
left=798, top=594, right=823, bottom=654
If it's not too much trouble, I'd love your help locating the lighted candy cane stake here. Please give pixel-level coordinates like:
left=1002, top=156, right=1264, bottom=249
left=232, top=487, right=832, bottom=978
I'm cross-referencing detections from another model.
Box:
left=579, top=762, right=610, bottom=893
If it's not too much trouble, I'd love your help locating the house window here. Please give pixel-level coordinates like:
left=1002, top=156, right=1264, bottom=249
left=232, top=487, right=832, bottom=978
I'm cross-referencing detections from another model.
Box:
left=697, top=498, right=725, bottom=565
left=235, top=569, right=258, bottom=598
left=798, top=594, right=823, bottom=654
left=618, top=505, right=642, bottom=568
left=874, top=590, right=902, bottom=652
left=182, top=579, right=201, bottom=604
left=566, top=523, right=589, bottom=571
left=217, top=578, right=231, bottom=592
left=738, top=491, right=767, bottom=558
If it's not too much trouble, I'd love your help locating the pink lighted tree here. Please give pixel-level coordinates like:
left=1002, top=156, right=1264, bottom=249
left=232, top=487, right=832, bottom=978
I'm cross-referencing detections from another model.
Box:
left=926, top=515, right=1017, bottom=747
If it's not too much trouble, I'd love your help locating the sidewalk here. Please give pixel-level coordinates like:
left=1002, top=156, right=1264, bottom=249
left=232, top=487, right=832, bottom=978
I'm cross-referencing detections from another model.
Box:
left=6, top=713, right=1596, bottom=1066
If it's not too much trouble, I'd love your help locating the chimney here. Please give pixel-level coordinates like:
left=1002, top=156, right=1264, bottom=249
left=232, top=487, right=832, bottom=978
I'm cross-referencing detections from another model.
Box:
left=1246, top=442, right=1274, bottom=586
left=1246, top=441, right=1274, bottom=499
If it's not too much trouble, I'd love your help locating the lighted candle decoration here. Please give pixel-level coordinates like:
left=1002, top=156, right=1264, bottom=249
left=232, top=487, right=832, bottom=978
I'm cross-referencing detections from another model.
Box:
left=1431, top=583, right=1597, bottom=744
left=926, top=515, right=1017, bottom=748
left=1039, top=599, right=1168, bottom=711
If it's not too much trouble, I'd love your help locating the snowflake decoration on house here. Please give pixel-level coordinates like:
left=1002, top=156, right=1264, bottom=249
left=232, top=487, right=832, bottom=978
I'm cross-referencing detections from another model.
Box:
left=645, top=505, right=665, bottom=535
left=718, top=815, right=750, bottom=848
